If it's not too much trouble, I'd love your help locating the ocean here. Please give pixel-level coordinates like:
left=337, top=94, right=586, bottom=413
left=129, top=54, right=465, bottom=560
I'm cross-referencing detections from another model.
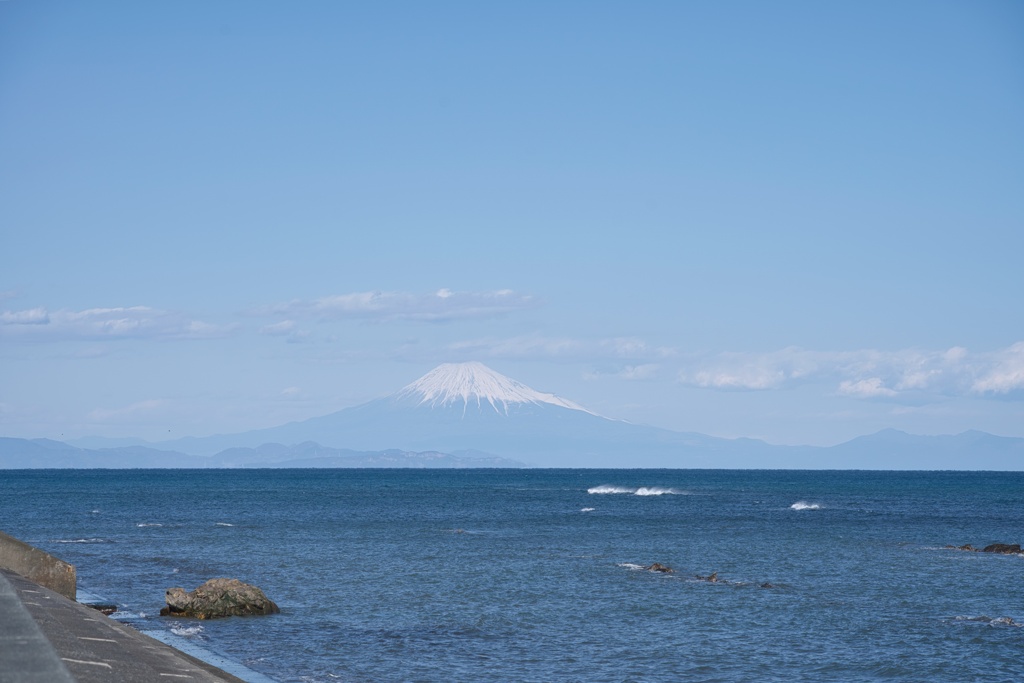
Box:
left=1, top=469, right=1021, bottom=682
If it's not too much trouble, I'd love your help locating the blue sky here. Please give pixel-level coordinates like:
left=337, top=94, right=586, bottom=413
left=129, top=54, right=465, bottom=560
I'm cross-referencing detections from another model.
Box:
left=2, top=1, right=1022, bottom=446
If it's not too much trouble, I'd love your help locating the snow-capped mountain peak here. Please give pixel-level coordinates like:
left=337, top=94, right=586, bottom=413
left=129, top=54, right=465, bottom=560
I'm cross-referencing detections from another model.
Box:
left=393, top=362, right=594, bottom=415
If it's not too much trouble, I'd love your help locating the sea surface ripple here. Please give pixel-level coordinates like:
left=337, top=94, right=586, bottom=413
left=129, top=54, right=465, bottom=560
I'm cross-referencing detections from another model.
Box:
left=1, top=469, right=1022, bottom=682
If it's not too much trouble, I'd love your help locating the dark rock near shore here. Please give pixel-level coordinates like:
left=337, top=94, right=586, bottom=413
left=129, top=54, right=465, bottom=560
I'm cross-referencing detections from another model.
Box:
left=85, top=602, right=118, bottom=615
left=160, top=578, right=279, bottom=619
left=695, top=572, right=720, bottom=583
left=645, top=563, right=674, bottom=573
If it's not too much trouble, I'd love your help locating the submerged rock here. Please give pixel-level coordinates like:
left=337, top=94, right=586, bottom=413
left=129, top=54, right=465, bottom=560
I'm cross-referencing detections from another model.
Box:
left=645, top=563, right=675, bottom=573
left=695, top=572, right=720, bottom=583
left=160, top=578, right=279, bottom=619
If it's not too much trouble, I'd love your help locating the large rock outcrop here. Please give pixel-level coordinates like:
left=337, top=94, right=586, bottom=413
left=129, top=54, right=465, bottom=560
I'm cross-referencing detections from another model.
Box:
left=160, top=578, right=279, bottom=619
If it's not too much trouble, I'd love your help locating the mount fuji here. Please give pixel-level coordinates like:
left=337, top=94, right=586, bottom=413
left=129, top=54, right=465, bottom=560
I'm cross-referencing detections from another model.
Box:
left=157, top=362, right=779, bottom=467
left=47, top=362, right=1020, bottom=469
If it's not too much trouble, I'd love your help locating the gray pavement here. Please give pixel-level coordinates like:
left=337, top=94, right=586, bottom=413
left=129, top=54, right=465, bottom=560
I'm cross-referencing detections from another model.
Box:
left=0, top=568, right=74, bottom=683
left=1, top=569, right=250, bottom=683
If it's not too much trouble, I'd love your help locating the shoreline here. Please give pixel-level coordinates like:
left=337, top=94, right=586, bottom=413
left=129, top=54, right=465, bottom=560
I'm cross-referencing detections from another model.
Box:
left=0, top=531, right=278, bottom=683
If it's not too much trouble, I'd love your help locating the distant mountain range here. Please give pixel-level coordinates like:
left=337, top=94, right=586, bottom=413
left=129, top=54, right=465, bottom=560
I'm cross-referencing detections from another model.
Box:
left=3, top=362, right=1022, bottom=469
left=0, top=437, right=524, bottom=469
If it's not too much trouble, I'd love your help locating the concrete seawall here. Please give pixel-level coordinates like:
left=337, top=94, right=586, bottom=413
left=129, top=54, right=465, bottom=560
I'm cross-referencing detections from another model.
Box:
left=0, top=530, right=76, bottom=600
left=0, top=531, right=268, bottom=682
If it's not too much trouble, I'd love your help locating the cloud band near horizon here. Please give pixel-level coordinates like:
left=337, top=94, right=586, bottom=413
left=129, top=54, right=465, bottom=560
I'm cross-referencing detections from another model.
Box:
left=678, top=343, right=1024, bottom=399
left=255, top=288, right=537, bottom=323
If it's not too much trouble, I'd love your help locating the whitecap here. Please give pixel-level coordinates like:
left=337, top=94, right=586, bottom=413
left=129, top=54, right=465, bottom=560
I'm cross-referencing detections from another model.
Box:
left=588, top=485, right=686, bottom=495
left=790, top=501, right=821, bottom=510
left=617, top=563, right=646, bottom=571
left=54, top=538, right=109, bottom=544
left=109, top=611, right=146, bottom=621
left=588, top=485, right=635, bottom=494
left=952, top=615, right=1022, bottom=627
left=215, top=522, right=234, bottom=527
left=635, top=487, right=685, bottom=496
left=171, top=624, right=205, bottom=637
left=136, top=523, right=163, bottom=527
left=580, top=507, right=596, bottom=512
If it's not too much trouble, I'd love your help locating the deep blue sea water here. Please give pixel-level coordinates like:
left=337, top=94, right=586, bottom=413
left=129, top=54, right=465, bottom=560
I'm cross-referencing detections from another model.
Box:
left=1, top=469, right=1022, bottom=682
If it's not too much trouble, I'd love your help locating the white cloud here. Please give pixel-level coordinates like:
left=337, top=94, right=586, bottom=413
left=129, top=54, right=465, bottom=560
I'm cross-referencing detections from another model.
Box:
left=682, top=347, right=829, bottom=390
left=448, top=334, right=583, bottom=359
left=971, top=342, right=1024, bottom=394
left=260, top=320, right=297, bottom=336
left=585, top=364, right=661, bottom=381
left=837, top=378, right=898, bottom=398
left=258, top=289, right=537, bottom=323
left=599, top=338, right=676, bottom=359
left=679, top=343, right=1024, bottom=401
left=446, top=334, right=675, bottom=362
left=0, top=306, right=235, bottom=341
left=1, top=307, right=50, bottom=325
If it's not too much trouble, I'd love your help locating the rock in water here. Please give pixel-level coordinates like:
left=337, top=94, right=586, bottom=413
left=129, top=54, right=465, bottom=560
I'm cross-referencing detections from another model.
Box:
left=981, top=543, right=1021, bottom=555
left=160, top=578, right=280, bottom=619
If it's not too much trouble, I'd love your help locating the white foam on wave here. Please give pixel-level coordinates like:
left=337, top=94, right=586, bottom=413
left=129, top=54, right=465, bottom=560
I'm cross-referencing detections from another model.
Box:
left=136, top=523, right=163, bottom=527
left=952, top=615, right=1022, bottom=627
left=171, top=624, right=205, bottom=637
left=580, top=507, right=595, bottom=512
left=588, top=485, right=686, bottom=496
left=588, top=485, right=635, bottom=494
left=54, top=538, right=109, bottom=544
left=215, top=522, right=234, bottom=527
left=635, top=487, right=685, bottom=496
left=109, top=611, right=147, bottom=621
left=617, top=563, right=646, bottom=571
left=790, top=501, right=821, bottom=510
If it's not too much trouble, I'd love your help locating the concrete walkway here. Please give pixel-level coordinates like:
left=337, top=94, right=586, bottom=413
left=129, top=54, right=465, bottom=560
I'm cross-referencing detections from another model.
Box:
left=1, top=569, right=249, bottom=683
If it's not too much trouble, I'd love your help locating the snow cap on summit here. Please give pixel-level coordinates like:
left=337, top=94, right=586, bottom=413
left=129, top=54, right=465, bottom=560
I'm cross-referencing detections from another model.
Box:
left=395, top=362, right=594, bottom=415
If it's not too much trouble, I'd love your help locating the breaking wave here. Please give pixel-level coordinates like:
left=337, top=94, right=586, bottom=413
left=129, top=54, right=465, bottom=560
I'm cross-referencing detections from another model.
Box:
left=588, top=485, right=634, bottom=494
left=171, top=624, right=205, bottom=637
left=588, top=485, right=686, bottom=496
left=109, top=611, right=146, bottom=621
left=54, top=538, right=110, bottom=544
left=215, top=522, right=235, bottom=527
left=136, top=523, right=163, bottom=527
left=635, top=487, right=684, bottom=496
left=790, top=502, right=821, bottom=510
left=580, top=507, right=595, bottom=512
left=950, top=616, right=1022, bottom=627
